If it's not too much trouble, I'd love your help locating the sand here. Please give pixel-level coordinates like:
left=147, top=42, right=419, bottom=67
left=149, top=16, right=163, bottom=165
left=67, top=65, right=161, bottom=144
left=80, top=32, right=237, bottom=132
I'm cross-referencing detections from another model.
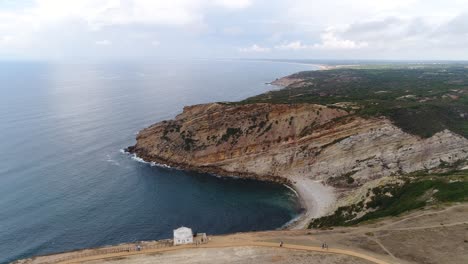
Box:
left=286, top=176, right=336, bottom=229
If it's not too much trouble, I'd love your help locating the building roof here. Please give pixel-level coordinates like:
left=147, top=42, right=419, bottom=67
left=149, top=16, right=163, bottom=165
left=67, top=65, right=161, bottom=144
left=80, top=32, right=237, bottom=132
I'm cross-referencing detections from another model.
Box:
left=173, top=226, right=193, bottom=238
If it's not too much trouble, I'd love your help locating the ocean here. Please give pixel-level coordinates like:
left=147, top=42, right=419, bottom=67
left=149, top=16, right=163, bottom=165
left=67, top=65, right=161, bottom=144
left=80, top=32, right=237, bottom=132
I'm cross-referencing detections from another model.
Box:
left=0, top=59, right=316, bottom=263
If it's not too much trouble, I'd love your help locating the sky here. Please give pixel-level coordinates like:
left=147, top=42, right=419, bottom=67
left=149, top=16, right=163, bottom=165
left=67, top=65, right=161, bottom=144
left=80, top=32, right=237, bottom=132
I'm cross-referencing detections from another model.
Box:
left=1, top=0, right=468, bottom=61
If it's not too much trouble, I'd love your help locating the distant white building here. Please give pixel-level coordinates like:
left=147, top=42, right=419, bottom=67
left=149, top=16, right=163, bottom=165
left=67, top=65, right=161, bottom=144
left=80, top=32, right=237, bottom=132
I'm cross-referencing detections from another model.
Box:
left=173, top=226, right=193, bottom=245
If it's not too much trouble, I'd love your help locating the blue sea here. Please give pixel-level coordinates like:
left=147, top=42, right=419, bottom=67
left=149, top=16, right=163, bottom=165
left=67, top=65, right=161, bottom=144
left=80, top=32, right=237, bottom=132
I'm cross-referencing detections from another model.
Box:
left=0, top=59, right=315, bottom=263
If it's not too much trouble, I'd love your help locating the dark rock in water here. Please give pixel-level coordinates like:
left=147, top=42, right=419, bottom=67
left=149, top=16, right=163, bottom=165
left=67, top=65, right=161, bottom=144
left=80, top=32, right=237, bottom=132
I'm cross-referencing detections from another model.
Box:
left=125, top=146, right=136, bottom=153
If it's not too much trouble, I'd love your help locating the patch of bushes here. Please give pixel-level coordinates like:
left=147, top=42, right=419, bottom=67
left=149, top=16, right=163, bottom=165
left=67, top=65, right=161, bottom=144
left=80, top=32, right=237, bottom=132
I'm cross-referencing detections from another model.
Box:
left=326, top=171, right=357, bottom=187
left=219, top=127, right=242, bottom=143
left=309, top=174, right=468, bottom=228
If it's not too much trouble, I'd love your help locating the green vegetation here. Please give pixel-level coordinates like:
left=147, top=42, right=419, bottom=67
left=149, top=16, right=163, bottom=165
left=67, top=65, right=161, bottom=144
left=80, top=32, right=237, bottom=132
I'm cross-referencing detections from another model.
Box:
left=241, top=66, right=468, bottom=138
left=326, top=170, right=357, bottom=187
left=180, top=130, right=196, bottom=151
left=309, top=170, right=468, bottom=228
left=161, top=122, right=181, bottom=140
left=218, top=127, right=243, bottom=144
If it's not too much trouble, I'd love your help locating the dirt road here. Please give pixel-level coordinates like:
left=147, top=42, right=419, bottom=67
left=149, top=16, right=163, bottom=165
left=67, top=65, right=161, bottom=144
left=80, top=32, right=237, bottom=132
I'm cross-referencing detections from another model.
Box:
left=60, top=241, right=389, bottom=264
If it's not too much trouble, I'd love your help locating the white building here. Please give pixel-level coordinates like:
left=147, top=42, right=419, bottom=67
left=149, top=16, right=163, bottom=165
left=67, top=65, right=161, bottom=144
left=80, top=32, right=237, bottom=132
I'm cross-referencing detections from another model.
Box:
left=173, top=226, right=193, bottom=245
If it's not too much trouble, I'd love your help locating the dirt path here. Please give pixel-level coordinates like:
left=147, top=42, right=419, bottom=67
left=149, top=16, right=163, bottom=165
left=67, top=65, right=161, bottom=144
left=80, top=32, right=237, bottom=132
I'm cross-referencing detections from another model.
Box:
left=59, top=241, right=390, bottom=264
left=378, top=204, right=468, bottom=229
left=369, top=238, right=399, bottom=262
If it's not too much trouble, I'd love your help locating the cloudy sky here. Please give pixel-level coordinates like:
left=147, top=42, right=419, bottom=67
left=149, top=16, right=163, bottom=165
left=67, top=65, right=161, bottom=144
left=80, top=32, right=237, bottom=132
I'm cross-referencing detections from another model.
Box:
left=1, top=0, right=468, bottom=61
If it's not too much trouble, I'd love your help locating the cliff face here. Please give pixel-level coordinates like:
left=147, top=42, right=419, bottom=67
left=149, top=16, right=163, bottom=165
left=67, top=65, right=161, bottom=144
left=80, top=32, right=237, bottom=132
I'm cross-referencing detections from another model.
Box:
left=129, top=103, right=468, bottom=187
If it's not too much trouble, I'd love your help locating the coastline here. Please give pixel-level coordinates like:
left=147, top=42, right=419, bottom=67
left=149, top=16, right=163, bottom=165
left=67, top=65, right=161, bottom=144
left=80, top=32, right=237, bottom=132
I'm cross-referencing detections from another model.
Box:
left=125, top=63, right=337, bottom=231
left=125, top=149, right=336, bottom=230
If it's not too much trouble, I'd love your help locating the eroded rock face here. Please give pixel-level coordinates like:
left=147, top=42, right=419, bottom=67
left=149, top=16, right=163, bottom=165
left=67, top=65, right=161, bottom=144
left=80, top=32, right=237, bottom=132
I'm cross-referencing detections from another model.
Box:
left=129, top=103, right=468, bottom=186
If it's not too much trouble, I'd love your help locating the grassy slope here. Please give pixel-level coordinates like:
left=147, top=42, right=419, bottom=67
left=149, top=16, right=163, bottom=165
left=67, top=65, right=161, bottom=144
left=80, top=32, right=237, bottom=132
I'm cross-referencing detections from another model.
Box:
left=242, top=66, right=468, bottom=138
left=309, top=169, right=468, bottom=228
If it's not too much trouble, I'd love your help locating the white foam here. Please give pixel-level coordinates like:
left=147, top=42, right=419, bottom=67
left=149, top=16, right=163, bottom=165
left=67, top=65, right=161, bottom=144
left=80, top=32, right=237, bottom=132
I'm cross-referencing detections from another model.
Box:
left=104, top=154, right=121, bottom=166
left=122, top=151, right=172, bottom=169
left=283, top=184, right=299, bottom=197
left=131, top=154, right=147, bottom=164
left=279, top=213, right=304, bottom=229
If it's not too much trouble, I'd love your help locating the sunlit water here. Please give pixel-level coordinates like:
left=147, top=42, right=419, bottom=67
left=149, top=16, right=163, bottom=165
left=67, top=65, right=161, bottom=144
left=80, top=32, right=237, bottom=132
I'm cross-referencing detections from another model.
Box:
left=0, top=60, right=316, bottom=263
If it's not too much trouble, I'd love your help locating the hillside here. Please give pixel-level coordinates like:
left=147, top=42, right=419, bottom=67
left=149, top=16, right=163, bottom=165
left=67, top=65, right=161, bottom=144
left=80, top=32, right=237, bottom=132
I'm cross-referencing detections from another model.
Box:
left=127, top=65, right=468, bottom=227
left=245, top=66, right=468, bottom=138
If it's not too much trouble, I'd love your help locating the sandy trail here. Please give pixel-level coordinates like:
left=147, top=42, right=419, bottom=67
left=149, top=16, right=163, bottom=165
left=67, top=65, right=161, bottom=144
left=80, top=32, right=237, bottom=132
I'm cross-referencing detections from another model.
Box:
left=286, top=176, right=336, bottom=229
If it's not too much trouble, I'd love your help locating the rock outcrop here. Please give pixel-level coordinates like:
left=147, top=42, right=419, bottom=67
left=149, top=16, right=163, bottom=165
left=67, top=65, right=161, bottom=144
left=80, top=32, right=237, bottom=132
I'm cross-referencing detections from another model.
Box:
left=128, top=103, right=468, bottom=187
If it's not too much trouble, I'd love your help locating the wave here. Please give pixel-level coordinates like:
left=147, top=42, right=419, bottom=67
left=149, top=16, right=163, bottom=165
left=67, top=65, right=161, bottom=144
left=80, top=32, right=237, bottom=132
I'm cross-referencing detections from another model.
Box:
left=120, top=149, right=172, bottom=169
left=279, top=212, right=304, bottom=229
left=105, top=154, right=120, bottom=166
left=283, top=184, right=299, bottom=197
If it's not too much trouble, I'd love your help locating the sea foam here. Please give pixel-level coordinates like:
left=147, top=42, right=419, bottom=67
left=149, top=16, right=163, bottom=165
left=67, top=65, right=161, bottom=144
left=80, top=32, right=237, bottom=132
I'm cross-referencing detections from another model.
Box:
left=120, top=149, right=172, bottom=169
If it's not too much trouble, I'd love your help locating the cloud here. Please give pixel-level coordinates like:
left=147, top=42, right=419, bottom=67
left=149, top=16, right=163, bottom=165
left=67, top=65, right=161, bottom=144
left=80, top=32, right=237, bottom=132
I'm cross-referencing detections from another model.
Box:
left=32, top=0, right=205, bottom=29
left=341, top=17, right=433, bottom=42
left=151, top=40, right=160, bottom=46
left=275, top=41, right=309, bottom=50
left=214, top=0, right=251, bottom=9
left=274, top=29, right=368, bottom=51
left=238, top=44, right=271, bottom=52
left=223, top=26, right=243, bottom=36
left=0, top=0, right=254, bottom=33
left=1, top=0, right=468, bottom=60
left=0, top=35, right=13, bottom=44
left=313, top=29, right=369, bottom=49
left=436, top=12, right=468, bottom=35
left=95, top=40, right=111, bottom=45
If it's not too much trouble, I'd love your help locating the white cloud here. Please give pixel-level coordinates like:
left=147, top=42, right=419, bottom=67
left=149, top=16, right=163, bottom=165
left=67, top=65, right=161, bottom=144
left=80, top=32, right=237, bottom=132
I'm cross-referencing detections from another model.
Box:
left=313, top=29, right=368, bottom=50
left=32, top=0, right=205, bottom=29
left=214, top=0, right=251, bottom=9
left=274, top=30, right=368, bottom=51
left=0, top=0, right=254, bottom=35
left=275, top=41, right=309, bottom=50
left=1, top=0, right=468, bottom=59
left=95, top=40, right=111, bottom=45
left=29, top=0, right=253, bottom=29
left=238, top=44, right=271, bottom=52
left=223, top=26, right=243, bottom=36
left=151, top=40, right=160, bottom=46
left=0, top=35, right=13, bottom=44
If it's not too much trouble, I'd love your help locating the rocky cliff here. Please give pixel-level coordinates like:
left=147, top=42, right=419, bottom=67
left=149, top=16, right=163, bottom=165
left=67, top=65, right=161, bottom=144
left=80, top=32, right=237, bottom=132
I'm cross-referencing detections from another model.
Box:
left=128, top=102, right=468, bottom=188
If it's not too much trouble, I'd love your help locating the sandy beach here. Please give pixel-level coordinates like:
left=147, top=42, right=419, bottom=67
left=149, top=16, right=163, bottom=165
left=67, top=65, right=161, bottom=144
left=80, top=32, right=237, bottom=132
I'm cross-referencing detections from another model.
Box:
left=285, top=176, right=336, bottom=229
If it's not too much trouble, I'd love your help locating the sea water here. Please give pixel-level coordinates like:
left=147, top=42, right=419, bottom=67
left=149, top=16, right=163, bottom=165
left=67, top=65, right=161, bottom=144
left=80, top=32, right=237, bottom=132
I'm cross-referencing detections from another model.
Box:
left=0, top=59, right=316, bottom=263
